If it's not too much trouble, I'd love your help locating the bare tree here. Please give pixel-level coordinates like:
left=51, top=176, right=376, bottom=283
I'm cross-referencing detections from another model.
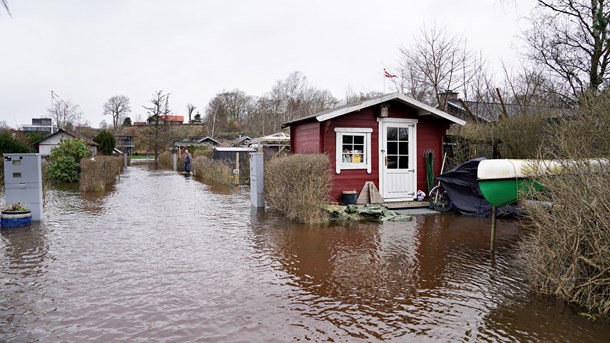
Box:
left=524, top=0, right=610, bottom=101
left=103, top=95, right=131, bottom=131
left=1, top=0, right=10, bottom=16
left=397, top=25, right=480, bottom=110
left=186, top=103, right=196, bottom=124
left=255, top=72, right=338, bottom=133
left=142, top=90, right=171, bottom=160
left=344, top=87, right=384, bottom=104
left=47, top=98, right=82, bottom=130
left=204, top=90, right=256, bottom=136
left=204, top=97, right=222, bottom=138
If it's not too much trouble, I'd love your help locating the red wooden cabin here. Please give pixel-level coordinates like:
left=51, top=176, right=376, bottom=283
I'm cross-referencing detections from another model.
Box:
left=282, top=93, right=465, bottom=203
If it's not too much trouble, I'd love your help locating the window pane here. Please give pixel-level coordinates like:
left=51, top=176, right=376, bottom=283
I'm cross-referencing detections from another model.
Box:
left=387, top=156, right=398, bottom=169
left=342, top=152, right=351, bottom=162
left=352, top=151, right=363, bottom=163
left=398, top=142, right=408, bottom=155
left=338, top=132, right=368, bottom=167
left=387, top=142, right=398, bottom=155
left=399, top=128, right=409, bottom=141
left=387, top=127, right=397, bottom=141
left=398, top=156, right=409, bottom=169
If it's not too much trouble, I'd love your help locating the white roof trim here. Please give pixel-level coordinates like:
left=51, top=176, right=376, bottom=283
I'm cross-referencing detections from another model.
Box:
left=214, top=147, right=256, bottom=152
left=316, top=93, right=466, bottom=126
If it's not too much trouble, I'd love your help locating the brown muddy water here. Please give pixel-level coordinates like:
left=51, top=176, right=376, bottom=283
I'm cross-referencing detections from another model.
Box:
left=1, top=164, right=608, bottom=342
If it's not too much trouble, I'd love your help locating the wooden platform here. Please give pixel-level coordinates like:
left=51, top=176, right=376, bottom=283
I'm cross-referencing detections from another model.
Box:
left=384, top=201, right=430, bottom=209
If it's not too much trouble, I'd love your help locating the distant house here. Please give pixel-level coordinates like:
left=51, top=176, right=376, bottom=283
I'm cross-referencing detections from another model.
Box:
left=174, top=136, right=220, bottom=149
left=116, top=134, right=135, bottom=155
left=134, top=115, right=185, bottom=126
left=282, top=93, right=465, bottom=203
left=34, top=128, right=99, bottom=157
left=249, top=132, right=290, bottom=148
left=232, top=136, right=251, bottom=147
left=441, top=91, right=567, bottom=123
left=19, top=117, right=53, bottom=134
left=145, top=115, right=184, bottom=125
left=159, top=115, right=184, bottom=124
left=249, top=132, right=291, bottom=155
left=212, top=147, right=256, bottom=165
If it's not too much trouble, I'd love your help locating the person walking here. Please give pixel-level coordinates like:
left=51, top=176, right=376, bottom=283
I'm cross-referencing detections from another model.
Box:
left=184, top=150, right=191, bottom=174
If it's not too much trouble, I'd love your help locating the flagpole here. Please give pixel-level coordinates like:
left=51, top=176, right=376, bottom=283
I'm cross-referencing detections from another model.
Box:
left=383, top=69, right=386, bottom=94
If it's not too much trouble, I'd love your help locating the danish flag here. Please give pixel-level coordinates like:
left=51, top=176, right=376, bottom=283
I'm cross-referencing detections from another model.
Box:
left=384, top=69, right=397, bottom=78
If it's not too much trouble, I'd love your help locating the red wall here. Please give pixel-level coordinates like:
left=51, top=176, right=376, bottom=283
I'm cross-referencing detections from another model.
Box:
left=415, top=116, right=450, bottom=194
left=290, top=121, right=321, bottom=153
left=290, top=100, right=452, bottom=203
left=323, top=108, right=380, bottom=202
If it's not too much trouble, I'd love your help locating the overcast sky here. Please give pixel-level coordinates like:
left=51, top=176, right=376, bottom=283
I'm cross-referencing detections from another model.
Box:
left=0, top=0, right=535, bottom=129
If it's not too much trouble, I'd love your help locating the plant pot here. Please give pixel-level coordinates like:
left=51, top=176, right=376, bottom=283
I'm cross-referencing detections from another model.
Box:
left=342, top=191, right=358, bottom=205
left=1, top=210, right=32, bottom=228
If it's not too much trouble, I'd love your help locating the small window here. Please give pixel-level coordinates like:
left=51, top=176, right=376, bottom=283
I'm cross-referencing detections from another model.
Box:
left=335, top=128, right=372, bottom=174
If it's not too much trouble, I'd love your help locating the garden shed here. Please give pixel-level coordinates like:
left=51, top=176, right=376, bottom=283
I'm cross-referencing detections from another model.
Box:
left=282, top=93, right=466, bottom=203
left=34, top=128, right=99, bottom=157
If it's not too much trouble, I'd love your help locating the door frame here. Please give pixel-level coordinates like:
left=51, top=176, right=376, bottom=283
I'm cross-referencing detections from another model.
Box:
left=378, top=118, right=418, bottom=201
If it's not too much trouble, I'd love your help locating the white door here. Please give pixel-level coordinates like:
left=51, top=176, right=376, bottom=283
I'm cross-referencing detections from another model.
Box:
left=380, top=120, right=417, bottom=200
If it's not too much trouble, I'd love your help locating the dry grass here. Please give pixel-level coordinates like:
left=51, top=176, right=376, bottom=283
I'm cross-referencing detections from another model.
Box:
left=264, top=154, right=331, bottom=224
left=80, top=156, right=123, bottom=192
left=520, top=161, right=610, bottom=316
left=519, top=90, right=610, bottom=317
left=157, top=151, right=173, bottom=169
left=191, top=156, right=233, bottom=186
left=447, top=113, right=551, bottom=168
left=449, top=91, right=610, bottom=316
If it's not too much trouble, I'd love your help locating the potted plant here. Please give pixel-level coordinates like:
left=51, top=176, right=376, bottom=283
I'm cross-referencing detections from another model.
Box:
left=1, top=202, right=32, bottom=228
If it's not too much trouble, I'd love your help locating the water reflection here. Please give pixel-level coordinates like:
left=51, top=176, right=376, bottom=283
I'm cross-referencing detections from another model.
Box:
left=1, top=165, right=608, bottom=342
left=249, top=212, right=609, bottom=341
left=1, top=222, right=49, bottom=340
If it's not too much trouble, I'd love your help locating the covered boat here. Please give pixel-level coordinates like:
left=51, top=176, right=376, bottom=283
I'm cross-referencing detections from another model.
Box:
left=436, top=158, right=516, bottom=217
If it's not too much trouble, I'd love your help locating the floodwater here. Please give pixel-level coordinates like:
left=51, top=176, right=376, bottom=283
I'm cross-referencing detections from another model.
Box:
left=1, top=164, right=608, bottom=342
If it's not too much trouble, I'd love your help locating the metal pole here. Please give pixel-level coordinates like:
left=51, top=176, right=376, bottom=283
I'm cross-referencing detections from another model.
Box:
left=172, top=150, right=177, bottom=171
left=234, top=152, right=240, bottom=186
left=490, top=206, right=497, bottom=253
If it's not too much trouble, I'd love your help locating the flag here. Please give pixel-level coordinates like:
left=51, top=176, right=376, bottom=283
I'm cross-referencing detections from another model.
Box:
left=384, top=69, right=397, bottom=78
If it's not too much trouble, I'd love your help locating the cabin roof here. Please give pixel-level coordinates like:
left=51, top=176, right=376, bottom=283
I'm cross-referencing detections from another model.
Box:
left=34, top=128, right=99, bottom=146
left=282, top=92, right=466, bottom=128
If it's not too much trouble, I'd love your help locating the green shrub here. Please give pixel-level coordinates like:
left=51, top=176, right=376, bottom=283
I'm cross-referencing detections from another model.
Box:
left=0, top=132, right=32, bottom=155
left=93, top=130, right=116, bottom=155
left=49, top=155, right=80, bottom=182
left=264, top=154, right=331, bottom=224
left=48, top=138, right=91, bottom=183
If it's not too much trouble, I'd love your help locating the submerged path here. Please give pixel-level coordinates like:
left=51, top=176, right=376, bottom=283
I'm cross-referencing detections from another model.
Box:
left=1, top=164, right=608, bottom=342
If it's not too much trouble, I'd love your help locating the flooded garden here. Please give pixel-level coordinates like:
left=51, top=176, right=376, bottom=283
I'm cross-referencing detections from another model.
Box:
left=1, top=163, right=608, bottom=342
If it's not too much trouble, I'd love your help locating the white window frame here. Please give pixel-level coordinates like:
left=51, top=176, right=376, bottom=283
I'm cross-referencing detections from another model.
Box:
left=334, top=127, right=372, bottom=174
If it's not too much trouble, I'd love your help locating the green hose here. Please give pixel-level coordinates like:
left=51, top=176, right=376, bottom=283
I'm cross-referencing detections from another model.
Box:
left=425, top=151, right=434, bottom=195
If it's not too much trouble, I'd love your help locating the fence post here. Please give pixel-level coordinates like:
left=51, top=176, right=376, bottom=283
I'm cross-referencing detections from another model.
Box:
left=250, top=152, right=264, bottom=208
left=234, top=152, right=240, bottom=186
